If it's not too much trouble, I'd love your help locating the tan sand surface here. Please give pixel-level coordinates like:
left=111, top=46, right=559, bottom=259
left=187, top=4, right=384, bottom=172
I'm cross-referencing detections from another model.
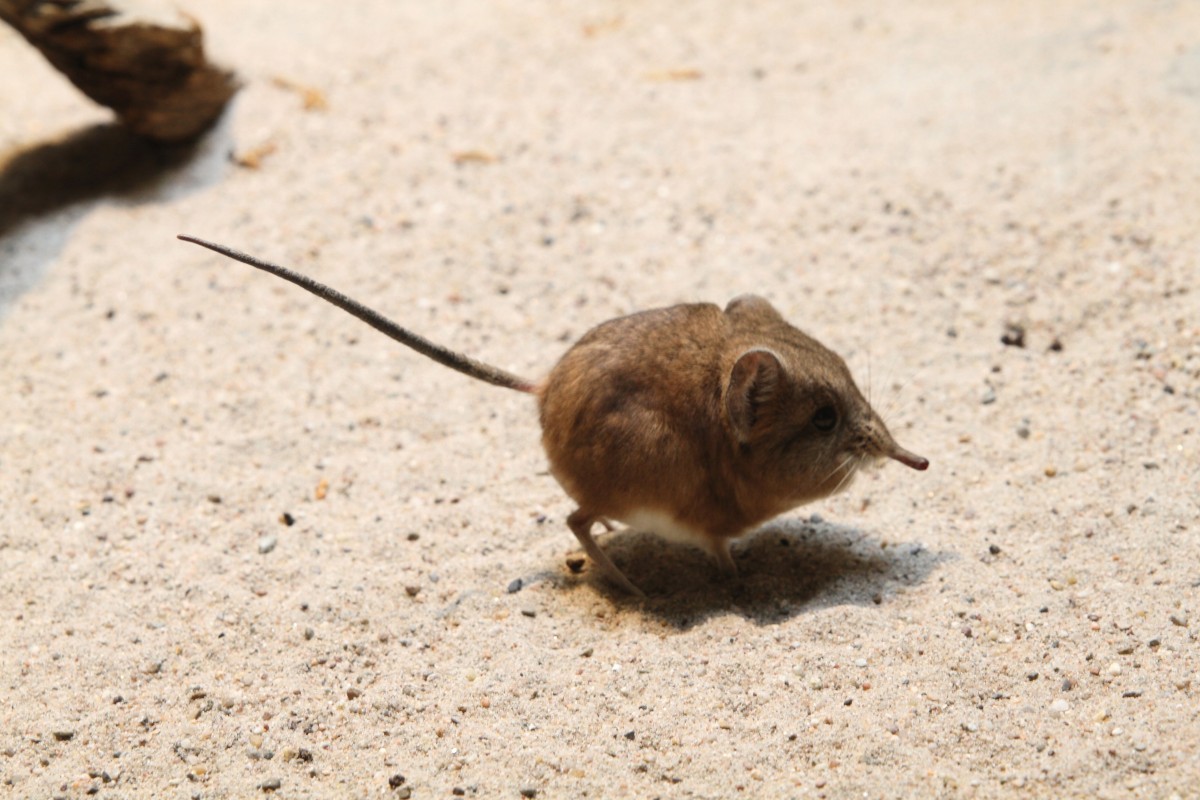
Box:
left=2, top=1, right=1198, bottom=797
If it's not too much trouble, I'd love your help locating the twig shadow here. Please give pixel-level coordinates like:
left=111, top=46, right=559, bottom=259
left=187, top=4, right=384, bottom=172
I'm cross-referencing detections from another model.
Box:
left=0, top=113, right=232, bottom=317
left=558, top=517, right=948, bottom=630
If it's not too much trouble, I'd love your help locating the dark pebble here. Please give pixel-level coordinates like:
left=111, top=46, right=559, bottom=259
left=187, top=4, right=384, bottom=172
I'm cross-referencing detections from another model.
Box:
left=1122, top=690, right=1143, bottom=698
left=989, top=544, right=1002, bottom=555
left=453, top=788, right=465, bottom=796
left=520, top=788, right=538, bottom=798
left=258, top=778, right=281, bottom=792
left=566, top=558, right=585, bottom=574
left=1026, top=672, right=1038, bottom=681
left=52, top=730, right=76, bottom=742
left=388, top=774, right=406, bottom=788
left=280, top=512, right=296, bottom=526
left=507, top=578, right=524, bottom=594
left=624, top=730, right=635, bottom=740
left=407, top=532, right=420, bottom=541
left=347, top=688, right=362, bottom=700
left=297, top=748, right=313, bottom=762
left=1001, top=322, right=1026, bottom=348
left=405, top=586, right=421, bottom=597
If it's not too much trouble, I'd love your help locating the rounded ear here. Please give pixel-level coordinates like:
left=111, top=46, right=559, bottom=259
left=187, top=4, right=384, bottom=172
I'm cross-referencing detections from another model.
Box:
left=726, top=348, right=783, bottom=443
left=724, top=294, right=783, bottom=321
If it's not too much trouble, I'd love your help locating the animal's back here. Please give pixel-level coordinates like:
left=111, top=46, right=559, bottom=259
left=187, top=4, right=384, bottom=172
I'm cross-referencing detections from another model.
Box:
left=536, top=303, right=733, bottom=521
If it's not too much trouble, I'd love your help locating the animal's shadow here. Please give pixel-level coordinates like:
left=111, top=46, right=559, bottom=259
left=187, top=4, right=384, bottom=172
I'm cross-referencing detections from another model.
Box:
left=0, top=113, right=231, bottom=318
left=557, top=517, right=947, bottom=629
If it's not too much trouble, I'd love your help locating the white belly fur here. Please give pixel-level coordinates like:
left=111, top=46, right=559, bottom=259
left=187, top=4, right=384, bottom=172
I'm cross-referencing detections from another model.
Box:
left=619, top=508, right=708, bottom=548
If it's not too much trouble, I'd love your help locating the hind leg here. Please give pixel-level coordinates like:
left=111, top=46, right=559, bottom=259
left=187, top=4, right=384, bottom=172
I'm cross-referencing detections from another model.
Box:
left=567, top=509, right=645, bottom=597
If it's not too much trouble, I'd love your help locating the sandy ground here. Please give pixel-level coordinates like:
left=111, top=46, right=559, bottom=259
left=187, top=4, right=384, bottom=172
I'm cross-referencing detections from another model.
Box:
left=2, top=1, right=1199, bottom=797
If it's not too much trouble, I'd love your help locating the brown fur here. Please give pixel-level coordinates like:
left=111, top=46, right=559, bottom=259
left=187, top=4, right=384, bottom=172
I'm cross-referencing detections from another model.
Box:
left=539, top=295, right=926, bottom=594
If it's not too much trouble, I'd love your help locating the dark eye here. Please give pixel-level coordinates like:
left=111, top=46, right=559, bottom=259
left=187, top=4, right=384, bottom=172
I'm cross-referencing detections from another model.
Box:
left=811, top=405, right=838, bottom=432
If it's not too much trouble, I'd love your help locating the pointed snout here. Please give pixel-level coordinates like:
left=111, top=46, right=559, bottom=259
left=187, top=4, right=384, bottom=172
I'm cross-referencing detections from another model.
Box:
left=889, top=445, right=929, bottom=471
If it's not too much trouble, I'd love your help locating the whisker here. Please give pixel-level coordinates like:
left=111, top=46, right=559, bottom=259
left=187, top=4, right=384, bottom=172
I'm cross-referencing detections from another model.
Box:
left=867, top=346, right=873, bottom=407
left=830, top=456, right=860, bottom=497
left=823, top=453, right=856, bottom=487
left=879, top=365, right=928, bottom=423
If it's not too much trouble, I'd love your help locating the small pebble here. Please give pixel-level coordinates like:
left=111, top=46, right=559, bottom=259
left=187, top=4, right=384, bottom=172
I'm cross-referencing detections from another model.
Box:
left=258, top=535, right=277, bottom=554
left=1001, top=322, right=1026, bottom=348
left=988, top=544, right=1002, bottom=555
left=279, top=512, right=295, bottom=526
left=1044, top=466, right=1058, bottom=478
left=507, top=578, right=524, bottom=594
left=1026, top=671, right=1039, bottom=681
left=388, top=774, right=406, bottom=788
left=565, top=558, right=585, bottom=574
left=1122, top=690, right=1143, bottom=698
left=1108, top=662, right=1123, bottom=675
left=981, top=386, right=997, bottom=405
left=52, top=730, right=76, bottom=742
left=1170, top=613, right=1189, bottom=627
left=520, top=787, right=538, bottom=798
left=624, top=730, right=635, bottom=740
left=347, top=688, right=362, bottom=700
left=1049, top=699, right=1070, bottom=715
left=405, top=586, right=421, bottom=597
left=520, top=607, right=537, bottom=618
left=258, top=778, right=281, bottom=792
left=303, top=627, right=314, bottom=641
left=854, top=658, right=868, bottom=668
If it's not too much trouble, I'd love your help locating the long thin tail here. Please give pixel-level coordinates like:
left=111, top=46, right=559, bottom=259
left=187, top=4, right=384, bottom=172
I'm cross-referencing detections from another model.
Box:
left=178, top=235, right=536, bottom=393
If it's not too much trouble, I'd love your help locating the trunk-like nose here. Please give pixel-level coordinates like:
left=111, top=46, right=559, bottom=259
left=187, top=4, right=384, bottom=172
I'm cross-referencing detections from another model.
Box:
left=890, top=445, right=929, bottom=471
